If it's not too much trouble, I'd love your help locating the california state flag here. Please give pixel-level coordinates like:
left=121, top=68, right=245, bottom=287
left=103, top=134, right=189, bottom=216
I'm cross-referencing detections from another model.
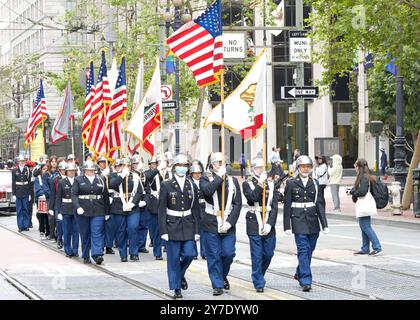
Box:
left=126, top=57, right=162, bottom=156
left=204, top=49, right=267, bottom=140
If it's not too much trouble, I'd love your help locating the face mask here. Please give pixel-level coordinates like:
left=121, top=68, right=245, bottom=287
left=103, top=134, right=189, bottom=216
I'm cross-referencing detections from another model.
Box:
left=175, top=167, right=188, bottom=176
left=300, top=172, right=309, bottom=178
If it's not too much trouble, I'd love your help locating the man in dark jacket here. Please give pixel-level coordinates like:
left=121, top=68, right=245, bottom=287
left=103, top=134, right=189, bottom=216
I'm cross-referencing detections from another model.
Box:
left=72, top=160, right=109, bottom=264
left=12, top=155, right=32, bottom=232
left=199, top=152, right=242, bottom=296
left=283, top=155, right=329, bottom=292
left=158, top=154, right=200, bottom=299
left=242, top=157, right=280, bottom=293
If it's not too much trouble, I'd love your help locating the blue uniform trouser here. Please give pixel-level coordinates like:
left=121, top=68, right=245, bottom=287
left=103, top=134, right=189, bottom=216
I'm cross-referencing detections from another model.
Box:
left=113, top=212, right=141, bottom=259
left=138, top=210, right=150, bottom=251
left=202, top=231, right=236, bottom=289
left=16, top=196, right=30, bottom=230
left=55, top=211, right=63, bottom=242
left=76, top=215, right=105, bottom=259
left=105, top=215, right=115, bottom=248
left=166, top=240, right=196, bottom=290
left=62, top=214, right=79, bottom=256
left=149, top=213, right=162, bottom=257
left=200, top=228, right=207, bottom=258
left=294, top=233, right=319, bottom=286
left=249, top=235, right=276, bottom=289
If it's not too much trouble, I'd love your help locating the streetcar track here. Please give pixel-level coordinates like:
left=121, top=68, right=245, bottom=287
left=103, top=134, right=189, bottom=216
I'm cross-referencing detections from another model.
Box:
left=0, top=269, right=43, bottom=300
left=0, top=223, right=173, bottom=300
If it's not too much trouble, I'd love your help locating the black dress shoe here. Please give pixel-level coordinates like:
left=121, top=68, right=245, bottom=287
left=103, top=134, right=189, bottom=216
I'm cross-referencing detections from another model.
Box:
left=65, top=254, right=72, bottom=258
left=72, top=253, right=79, bottom=258
left=302, top=285, right=312, bottom=292
left=201, top=256, right=207, bottom=260
left=213, top=288, right=223, bottom=296
left=223, top=278, right=230, bottom=290
left=93, top=255, right=104, bottom=265
left=105, top=247, right=115, bottom=254
left=181, top=277, right=188, bottom=290
left=24, top=228, right=30, bottom=231
left=83, top=258, right=91, bottom=264
left=57, top=241, right=63, bottom=249
left=155, top=256, right=163, bottom=260
left=174, top=289, right=183, bottom=299
left=256, top=288, right=264, bottom=293
left=121, top=257, right=128, bottom=262
left=193, top=256, right=198, bottom=260
left=294, top=274, right=299, bottom=281
left=130, top=255, right=139, bottom=261
left=138, top=248, right=149, bottom=253
left=29, top=224, right=33, bottom=228
left=18, top=229, right=23, bottom=233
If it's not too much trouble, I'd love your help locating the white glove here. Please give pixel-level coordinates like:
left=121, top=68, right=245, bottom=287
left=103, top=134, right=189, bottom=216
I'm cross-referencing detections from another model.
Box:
left=57, top=214, right=63, bottom=221
left=219, top=222, right=232, bottom=233
left=216, top=165, right=226, bottom=177
left=322, top=227, right=330, bottom=234
left=161, top=234, right=169, bottom=241
left=28, top=195, right=32, bottom=202
left=48, top=210, right=54, bottom=216
left=123, top=202, right=135, bottom=211
left=77, top=207, right=84, bottom=215
left=138, top=200, right=147, bottom=208
left=284, top=229, right=292, bottom=236
left=258, top=172, right=268, bottom=184
left=105, top=215, right=110, bottom=221
left=39, top=195, right=46, bottom=200
left=12, top=195, right=16, bottom=202
left=194, top=234, right=200, bottom=241
left=119, top=167, right=130, bottom=179
left=262, top=224, right=272, bottom=235
left=157, top=161, right=167, bottom=171
left=102, top=167, right=110, bottom=176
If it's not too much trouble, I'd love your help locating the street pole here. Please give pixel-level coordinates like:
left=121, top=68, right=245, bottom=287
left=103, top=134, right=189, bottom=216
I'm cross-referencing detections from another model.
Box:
left=295, top=0, right=305, bottom=154
left=376, top=134, right=380, bottom=180
left=172, top=7, right=182, bottom=155
left=393, top=72, right=407, bottom=190
left=357, top=50, right=367, bottom=159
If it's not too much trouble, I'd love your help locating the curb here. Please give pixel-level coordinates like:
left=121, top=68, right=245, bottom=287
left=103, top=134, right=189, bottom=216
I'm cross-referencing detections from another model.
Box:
left=326, top=212, right=420, bottom=230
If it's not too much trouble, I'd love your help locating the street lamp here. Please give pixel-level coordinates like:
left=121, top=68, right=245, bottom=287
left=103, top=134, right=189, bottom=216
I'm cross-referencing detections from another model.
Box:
left=393, top=74, right=407, bottom=190
left=370, top=120, right=384, bottom=180
left=164, top=0, right=192, bottom=155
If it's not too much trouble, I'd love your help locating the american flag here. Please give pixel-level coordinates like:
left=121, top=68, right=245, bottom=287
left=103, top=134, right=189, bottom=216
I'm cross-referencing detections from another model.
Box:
left=82, top=61, right=94, bottom=144
left=166, top=0, right=223, bottom=88
left=87, top=51, right=112, bottom=157
left=106, top=57, right=127, bottom=160
left=25, top=79, right=48, bottom=146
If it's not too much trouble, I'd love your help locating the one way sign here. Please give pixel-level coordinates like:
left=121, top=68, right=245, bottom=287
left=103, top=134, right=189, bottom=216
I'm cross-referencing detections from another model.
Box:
left=280, top=86, right=319, bottom=99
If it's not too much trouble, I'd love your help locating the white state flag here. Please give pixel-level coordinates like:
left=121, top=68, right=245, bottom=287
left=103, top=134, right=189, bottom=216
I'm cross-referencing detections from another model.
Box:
left=204, top=49, right=267, bottom=140
left=126, top=57, right=161, bottom=154
left=270, top=0, right=285, bottom=37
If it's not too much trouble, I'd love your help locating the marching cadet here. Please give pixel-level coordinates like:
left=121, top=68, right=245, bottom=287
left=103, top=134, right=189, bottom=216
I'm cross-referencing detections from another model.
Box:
left=283, top=155, right=329, bottom=292
left=200, top=152, right=242, bottom=296
left=242, top=158, right=280, bottom=293
left=189, top=160, right=206, bottom=260
left=66, top=154, right=81, bottom=175
left=109, top=158, right=146, bottom=262
left=97, top=156, right=115, bottom=255
left=144, top=156, right=167, bottom=260
left=49, top=161, right=67, bottom=249
left=12, top=155, right=32, bottom=232
left=158, top=154, right=200, bottom=299
left=72, top=160, right=110, bottom=265
left=131, top=155, right=150, bottom=254
left=56, top=163, right=79, bottom=257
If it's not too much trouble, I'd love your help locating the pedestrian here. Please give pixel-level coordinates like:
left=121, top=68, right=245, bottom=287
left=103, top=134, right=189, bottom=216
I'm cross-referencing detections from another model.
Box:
left=144, top=156, right=167, bottom=260
left=239, top=153, right=246, bottom=178
left=200, top=152, right=242, bottom=296
left=189, top=160, right=206, bottom=260
left=12, top=155, right=32, bottom=232
left=242, top=157, right=280, bottom=293
left=314, top=155, right=329, bottom=209
left=270, top=147, right=281, bottom=168
left=34, top=163, right=50, bottom=238
left=380, top=148, right=388, bottom=180
left=55, top=162, right=79, bottom=258
left=349, top=159, right=383, bottom=257
left=283, top=155, right=329, bottom=292
left=158, top=154, right=200, bottom=299
left=72, top=160, right=110, bottom=264
left=109, top=158, right=146, bottom=262
left=328, top=154, right=343, bottom=213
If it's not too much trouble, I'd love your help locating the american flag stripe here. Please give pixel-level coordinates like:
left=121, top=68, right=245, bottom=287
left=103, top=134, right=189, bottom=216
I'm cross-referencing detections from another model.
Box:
left=166, top=0, right=223, bottom=88
left=25, top=80, right=47, bottom=145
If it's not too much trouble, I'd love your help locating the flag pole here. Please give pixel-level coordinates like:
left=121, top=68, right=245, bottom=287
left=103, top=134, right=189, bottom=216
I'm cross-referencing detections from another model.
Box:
left=220, top=73, right=225, bottom=222
left=124, top=111, right=129, bottom=203
left=261, top=1, right=268, bottom=226
left=70, top=115, right=75, bottom=156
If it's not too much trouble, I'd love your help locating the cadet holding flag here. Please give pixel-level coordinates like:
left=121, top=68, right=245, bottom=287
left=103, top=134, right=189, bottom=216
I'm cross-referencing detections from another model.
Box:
left=242, top=158, right=280, bottom=293
left=158, top=154, right=200, bottom=299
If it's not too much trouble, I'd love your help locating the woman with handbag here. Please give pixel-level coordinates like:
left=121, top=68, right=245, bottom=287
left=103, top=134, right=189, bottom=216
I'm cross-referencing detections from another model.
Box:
left=348, top=159, right=383, bottom=256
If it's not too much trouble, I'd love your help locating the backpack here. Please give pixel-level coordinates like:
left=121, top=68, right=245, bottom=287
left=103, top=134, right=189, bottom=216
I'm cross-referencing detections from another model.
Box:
left=370, top=178, right=389, bottom=209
